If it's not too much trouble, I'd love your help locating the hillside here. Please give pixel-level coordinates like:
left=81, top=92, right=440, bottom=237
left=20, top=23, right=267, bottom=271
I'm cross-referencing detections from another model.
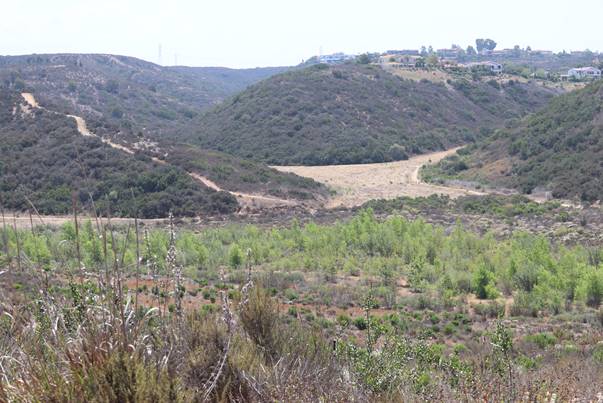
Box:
left=0, top=54, right=287, bottom=143
left=193, top=63, right=558, bottom=165
left=0, top=90, right=238, bottom=217
left=424, top=80, right=603, bottom=202
left=163, top=145, right=323, bottom=201
left=0, top=55, right=326, bottom=207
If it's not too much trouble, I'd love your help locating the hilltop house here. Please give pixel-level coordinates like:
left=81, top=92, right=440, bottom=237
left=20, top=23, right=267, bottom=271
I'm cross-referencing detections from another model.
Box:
left=568, top=67, right=601, bottom=80
left=492, top=49, right=516, bottom=57
left=437, top=48, right=462, bottom=58
left=529, top=50, right=554, bottom=56
left=318, top=53, right=355, bottom=64
left=380, top=54, right=422, bottom=66
left=386, top=49, right=420, bottom=56
left=461, top=61, right=503, bottom=73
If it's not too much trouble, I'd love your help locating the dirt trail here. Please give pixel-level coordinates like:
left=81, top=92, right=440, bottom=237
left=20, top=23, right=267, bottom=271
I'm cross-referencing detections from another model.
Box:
left=187, top=173, right=297, bottom=208
left=19, top=93, right=294, bottom=209
left=273, top=148, right=485, bottom=208
left=66, top=114, right=93, bottom=136
left=21, top=93, right=39, bottom=108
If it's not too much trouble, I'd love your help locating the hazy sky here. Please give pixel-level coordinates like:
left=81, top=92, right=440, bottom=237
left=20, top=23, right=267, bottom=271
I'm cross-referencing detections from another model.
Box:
left=2, top=0, right=601, bottom=68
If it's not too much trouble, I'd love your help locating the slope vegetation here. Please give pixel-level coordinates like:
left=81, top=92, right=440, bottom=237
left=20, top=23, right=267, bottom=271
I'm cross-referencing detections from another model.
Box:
left=0, top=90, right=237, bottom=217
left=0, top=54, right=326, bottom=207
left=426, top=80, right=603, bottom=201
left=194, top=63, right=557, bottom=165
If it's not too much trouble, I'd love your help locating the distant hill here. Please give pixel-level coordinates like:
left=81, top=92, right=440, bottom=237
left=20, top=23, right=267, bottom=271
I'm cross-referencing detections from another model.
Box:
left=0, top=90, right=237, bottom=217
left=424, top=80, right=603, bottom=201
left=192, top=63, right=558, bottom=165
left=0, top=54, right=288, bottom=143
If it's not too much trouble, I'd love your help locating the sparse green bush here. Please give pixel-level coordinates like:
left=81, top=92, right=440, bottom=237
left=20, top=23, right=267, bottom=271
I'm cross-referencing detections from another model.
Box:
left=524, top=332, right=557, bottom=349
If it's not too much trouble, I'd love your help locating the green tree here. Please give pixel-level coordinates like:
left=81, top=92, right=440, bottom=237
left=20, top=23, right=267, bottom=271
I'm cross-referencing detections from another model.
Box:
left=473, top=265, right=497, bottom=299
left=426, top=54, right=439, bottom=66
left=475, top=38, right=497, bottom=53
left=484, top=39, right=497, bottom=51
left=356, top=54, right=371, bottom=65
left=585, top=271, right=603, bottom=308
left=105, top=79, right=119, bottom=94
left=415, top=58, right=426, bottom=68
left=229, top=244, right=243, bottom=269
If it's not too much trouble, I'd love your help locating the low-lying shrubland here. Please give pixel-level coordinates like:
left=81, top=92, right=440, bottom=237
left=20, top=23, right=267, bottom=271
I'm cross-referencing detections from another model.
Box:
left=1, top=209, right=602, bottom=400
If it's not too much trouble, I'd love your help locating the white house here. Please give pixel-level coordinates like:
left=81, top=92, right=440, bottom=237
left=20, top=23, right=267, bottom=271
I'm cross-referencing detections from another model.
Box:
left=317, top=53, right=355, bottom=64
left=568, top=67, right=601, bottom=79
left=461, top=61, right=503, bottom=73
left=386, top=49, right=420, bottom=56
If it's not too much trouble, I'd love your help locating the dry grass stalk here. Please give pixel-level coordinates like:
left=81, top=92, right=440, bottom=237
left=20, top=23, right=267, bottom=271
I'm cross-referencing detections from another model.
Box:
left=143, top=228, right=160, bottom=311
left=203, top=268, right=236, bottom=401
left=71, top=193, right=83, bottom=283
left=23, top=195, right=45, bottom=226
left=134, top=215, right=140, bottom=313
left=11, top=216, right=21, bottom=272
left=28, top=210, right=34, bottom=236
left=166, top=212, right=182, bottom=317
left=239, top=248, right=254, bottom=308
left=0, top=203, right=9, bottom=266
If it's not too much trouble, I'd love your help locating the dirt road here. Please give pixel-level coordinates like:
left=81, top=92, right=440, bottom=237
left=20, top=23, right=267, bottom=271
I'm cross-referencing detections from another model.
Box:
left=273, top=148, right=484, bottom=208
left=187, top=173, right=297, bottom=208
left=21, top=93, right=39, bottom=108
left=20, top=93, right=294, bottom=209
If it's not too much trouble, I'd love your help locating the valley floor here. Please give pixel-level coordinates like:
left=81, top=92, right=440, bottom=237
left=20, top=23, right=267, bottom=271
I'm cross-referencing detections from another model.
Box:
left=273, top=148, right=484, bottom=208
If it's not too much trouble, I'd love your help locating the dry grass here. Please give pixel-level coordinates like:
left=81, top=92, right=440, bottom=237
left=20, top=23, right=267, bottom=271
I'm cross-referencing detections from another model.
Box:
left=382, top=65, right=454, bottom=85
left=273, top=148, right=483, bottom=208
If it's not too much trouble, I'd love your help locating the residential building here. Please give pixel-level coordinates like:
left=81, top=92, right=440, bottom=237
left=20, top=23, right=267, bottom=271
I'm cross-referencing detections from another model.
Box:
left=567, top=67, right=601, bottom=79
left=460, top=61, right=503, bottom=73
left=380, top=54, right=422, bottom=66
left=317, top=53, right=355, bottom=64
left=437, top=48, right=462, bottom=58
left=530, top=50, right=554, bottom=56
left=386, top=49, right=420, bottom=56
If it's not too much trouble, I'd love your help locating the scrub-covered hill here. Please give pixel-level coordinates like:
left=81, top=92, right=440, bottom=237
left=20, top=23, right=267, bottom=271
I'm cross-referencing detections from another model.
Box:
left=0, top=90, right=237, bottom=217
left=424, top=80, right=603, bottom=201
left=194, top=63, right=557, bottom=165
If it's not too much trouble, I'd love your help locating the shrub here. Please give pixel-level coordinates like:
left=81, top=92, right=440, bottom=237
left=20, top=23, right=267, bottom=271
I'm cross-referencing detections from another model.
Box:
left=585, top=271, right=603, bottom=308
left=239, top=286, right=282, bottom=361
left=443, top=322, right=456, bottom=335
left=353, top=317, right=367, bottom=330
left=524, top=332, right=557, bottom=349
left=517, top=354, right=538, bottom=370
left=284, top=288, right=299, bottom=301
left=593, top=344, right=603, bottom=365
left=337, top=314, right=351, bottom=328
left=474, top=301, right=504, bottom=318
left=453, top=343, right=467, bottom=355
left=473, top=266, right=498, bottom=299
left=229, top=244, right=243, bottom=269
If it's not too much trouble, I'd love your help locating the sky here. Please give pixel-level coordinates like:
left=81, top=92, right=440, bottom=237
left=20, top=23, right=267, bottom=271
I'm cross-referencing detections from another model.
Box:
left=2, top=0, right=602, bottom=68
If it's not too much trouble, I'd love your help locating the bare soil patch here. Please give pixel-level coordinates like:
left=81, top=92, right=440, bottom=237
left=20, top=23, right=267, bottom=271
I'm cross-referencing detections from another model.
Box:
left=273, top=148, right=484, bottom=208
